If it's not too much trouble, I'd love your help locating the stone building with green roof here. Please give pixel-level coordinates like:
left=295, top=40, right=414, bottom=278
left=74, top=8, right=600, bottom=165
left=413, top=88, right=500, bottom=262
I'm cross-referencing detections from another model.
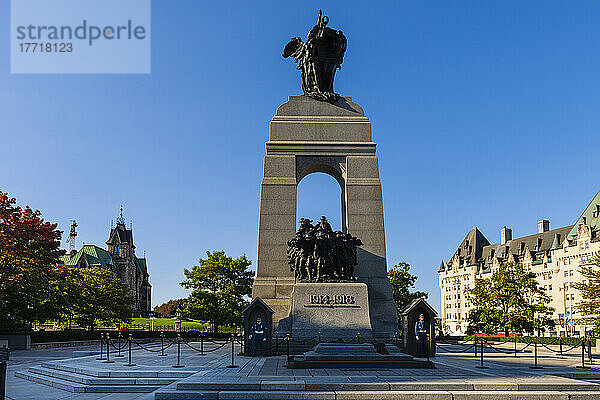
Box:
left=439, top=188, right=600, bottom=336
left=60, top=217, right=152, bottom=317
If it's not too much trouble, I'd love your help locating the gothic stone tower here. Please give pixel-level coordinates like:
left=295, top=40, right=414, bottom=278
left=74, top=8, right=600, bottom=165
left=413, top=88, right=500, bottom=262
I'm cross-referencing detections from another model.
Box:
left=252, top=96, right=398, bottom=340
left=106, top=213, right=151, bottom=317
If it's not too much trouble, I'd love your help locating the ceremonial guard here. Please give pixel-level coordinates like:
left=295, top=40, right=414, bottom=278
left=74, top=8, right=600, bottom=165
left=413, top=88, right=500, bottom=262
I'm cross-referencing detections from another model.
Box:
left=414, top=314, right=429, bottom=357
left=249, top=316, right=266, bottom=356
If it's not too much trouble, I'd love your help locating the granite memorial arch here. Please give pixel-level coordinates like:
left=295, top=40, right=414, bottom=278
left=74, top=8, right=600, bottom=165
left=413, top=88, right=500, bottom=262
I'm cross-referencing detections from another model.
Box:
left=252, top=95, right=398, bottom=340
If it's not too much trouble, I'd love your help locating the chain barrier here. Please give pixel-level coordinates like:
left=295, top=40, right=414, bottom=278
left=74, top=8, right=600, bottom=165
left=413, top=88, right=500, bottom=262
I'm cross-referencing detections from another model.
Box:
left=181, top=337, right=229, bottom=353
left=435, top=342, right=477, bottom=353
left=131, top=337, right=173, bottom=353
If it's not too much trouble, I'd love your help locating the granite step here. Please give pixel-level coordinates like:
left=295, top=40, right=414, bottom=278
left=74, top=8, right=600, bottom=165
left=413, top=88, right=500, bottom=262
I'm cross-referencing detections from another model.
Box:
left=152, top=389, right=600, bottom=400
left=40, top=360, right=196, bottom=378
left=29, top=365, right=177, bottom=386
left=16, top=370, right=163, bottom=392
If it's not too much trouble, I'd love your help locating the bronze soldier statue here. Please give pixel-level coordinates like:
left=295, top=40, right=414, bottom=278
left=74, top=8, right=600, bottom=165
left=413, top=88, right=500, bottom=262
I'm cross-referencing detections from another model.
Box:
left=287, top=216, right=362, bottom=282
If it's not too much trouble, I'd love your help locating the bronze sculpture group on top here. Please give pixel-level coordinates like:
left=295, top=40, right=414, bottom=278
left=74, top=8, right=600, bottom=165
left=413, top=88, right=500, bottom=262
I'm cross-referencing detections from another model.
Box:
left=283, top=10, right=347, bottom=104
left=287, top=216, right=363, bottom=283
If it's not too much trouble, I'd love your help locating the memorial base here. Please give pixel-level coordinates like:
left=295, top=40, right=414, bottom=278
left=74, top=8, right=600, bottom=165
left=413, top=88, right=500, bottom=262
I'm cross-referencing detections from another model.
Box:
left=283, top=282, right=373, bottom=341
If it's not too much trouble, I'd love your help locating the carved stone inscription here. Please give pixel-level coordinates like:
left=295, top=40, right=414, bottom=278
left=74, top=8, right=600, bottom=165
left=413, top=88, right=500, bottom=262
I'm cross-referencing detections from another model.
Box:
left=305, top=294, right=358, bottom=308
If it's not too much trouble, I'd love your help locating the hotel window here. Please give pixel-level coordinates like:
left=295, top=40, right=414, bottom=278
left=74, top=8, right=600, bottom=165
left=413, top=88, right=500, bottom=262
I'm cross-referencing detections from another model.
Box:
left=570, top=270, right=574, bottom=276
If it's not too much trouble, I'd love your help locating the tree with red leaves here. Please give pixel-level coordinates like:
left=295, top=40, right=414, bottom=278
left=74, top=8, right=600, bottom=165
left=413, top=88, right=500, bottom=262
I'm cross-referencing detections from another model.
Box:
left=0, top=191, right=65, bottom=330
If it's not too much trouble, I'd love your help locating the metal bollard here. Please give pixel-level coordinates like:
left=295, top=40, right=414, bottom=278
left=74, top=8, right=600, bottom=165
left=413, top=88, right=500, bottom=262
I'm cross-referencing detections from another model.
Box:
left=1, top=350, right=8, bottom=400
left=96, top=333, right=105, bottom=360
left=198, top=333, right=205, bottom=356
left=286, top=334, right=291, bottom=363
left=116, top=332, right=124, bottom=358
left=275, top=335, right=279, bottom=355
left=514, top=335, right=517, bottom=357
left=1, top=359, right=6, bottom=400
left=529, top=336, right=542, bottom=369
left=426, top=334, right=430, bottom=362
left=475, top=337, right=488, bottom=369
left=103, top=333, right=114, bottom=364
left=588, top=337, right=593, bottom=364
left=123, top=334, right=136, bottom=367
left=559, top=336, right=564, bottom=359
left=226, top=334, right=239, bottom=368
left=474, top=336, right=477, bottom=357
left=318, top=331, right=321, bottom=344
left=172, top=334, right=185, bottom=368
left=577, top=337, right=589, bottom=369
left=159, top=332, right=167, bottom=357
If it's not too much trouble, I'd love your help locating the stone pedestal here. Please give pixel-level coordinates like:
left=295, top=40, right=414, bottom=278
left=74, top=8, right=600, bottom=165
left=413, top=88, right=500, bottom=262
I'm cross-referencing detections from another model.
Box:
left=253, top=95, right=398, bottom=340
left=286, top=282, right=372, bottom=340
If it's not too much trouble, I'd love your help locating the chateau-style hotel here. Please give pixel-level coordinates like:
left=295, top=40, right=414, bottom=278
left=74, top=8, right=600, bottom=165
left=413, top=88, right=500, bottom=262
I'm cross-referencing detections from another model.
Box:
left=439, top=189, right=600, bottom=336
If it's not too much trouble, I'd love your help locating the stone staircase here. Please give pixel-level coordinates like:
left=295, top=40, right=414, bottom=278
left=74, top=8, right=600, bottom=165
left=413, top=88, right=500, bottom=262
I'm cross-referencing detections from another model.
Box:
left=15, top=360, right=196, bottom=393
left=287, top=343, right=433, bottom=368
left=151, top=376, right=600, bottom=399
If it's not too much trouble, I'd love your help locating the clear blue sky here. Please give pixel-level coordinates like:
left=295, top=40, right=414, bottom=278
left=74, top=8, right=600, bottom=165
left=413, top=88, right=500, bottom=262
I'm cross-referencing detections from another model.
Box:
left=1, top=1, right=599, bottom=313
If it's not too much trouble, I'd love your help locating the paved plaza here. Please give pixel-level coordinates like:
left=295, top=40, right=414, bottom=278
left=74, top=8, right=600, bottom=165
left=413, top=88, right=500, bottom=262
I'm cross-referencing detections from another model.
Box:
left=6, top=340, right=600, bottom=399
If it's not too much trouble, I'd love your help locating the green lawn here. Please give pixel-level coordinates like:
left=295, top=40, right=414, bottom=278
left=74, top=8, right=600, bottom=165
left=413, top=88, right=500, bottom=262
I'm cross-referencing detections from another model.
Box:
left=125, top=318, right=208, bottom=330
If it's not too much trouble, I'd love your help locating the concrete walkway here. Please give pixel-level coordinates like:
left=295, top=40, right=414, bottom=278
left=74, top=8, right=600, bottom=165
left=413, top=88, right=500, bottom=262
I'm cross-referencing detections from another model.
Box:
left=7, top=340, right=600, bottom=399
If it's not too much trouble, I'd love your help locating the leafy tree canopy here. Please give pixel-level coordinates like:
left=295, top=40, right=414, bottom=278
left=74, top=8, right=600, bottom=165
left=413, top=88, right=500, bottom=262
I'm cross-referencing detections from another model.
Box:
left=466, top=262, right=554, bottom=335
left=154, top=298, right=187, bottom=318
left=573, top=257, right=600, bottom=333
left=62, top=266, right=133, bottom=330
left=0, top=191, right=64, bottom=330
left=180, top=251, right=254, bottom=332
left=387, top=261, right=428, bottom=328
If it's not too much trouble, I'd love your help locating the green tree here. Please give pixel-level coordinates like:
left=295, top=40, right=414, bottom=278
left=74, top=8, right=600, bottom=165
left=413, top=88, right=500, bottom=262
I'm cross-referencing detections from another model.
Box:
left=180, top=251, right=254, bottom=332
left=0, top=191, right=65, bottom=330
left=387, top=261, right=428, bottom=327
left=466, top=262, right=554, bottom=336
left=573, top=257, right=600, bottom=332
left=65, top=267, right=133, bottom=330
left=154, top=298, right=187, bottom=318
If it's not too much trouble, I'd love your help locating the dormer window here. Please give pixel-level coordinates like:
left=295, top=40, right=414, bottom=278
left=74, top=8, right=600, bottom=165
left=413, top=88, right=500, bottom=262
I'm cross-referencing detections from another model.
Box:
left=114, top=243, right=120, bottom=255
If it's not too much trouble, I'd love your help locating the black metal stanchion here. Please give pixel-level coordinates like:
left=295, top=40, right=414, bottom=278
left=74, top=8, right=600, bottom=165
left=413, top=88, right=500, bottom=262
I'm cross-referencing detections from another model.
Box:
left=426, top=334, right=430, bottom=362
left=559, top=336, right=564, bottom=359
left=514, top=334, right=517, bottom=357
left=577, top=337, right=589, bottom=369
left=159, top=332, right=167, bottom=357
left=318, top=331, right=321, bottom=344
left=357, top=332, right=361, bottom=344
left=275, top=335, right=279, bottom=355
left=123, top=334, right=136, bottom=367
left=198, top=333, right=205, bottom=356
left=115, top=332, right=124, bottom=358
left=588, top=337, right=593, bottom=364
left=96, top=333, right=105, bottom=360
left=226, top=334, right=239, bottom=368
left=474, top=336, right=477, bottom=357
left=286, top=334, right=291, bottom=363
left=103, top=333, right=114, bottom=364
left=395, top=332, right=398, bottom=347
left=529, top=336, right=542, bottom=369
left=0, top=348, right=8, bottom=400
left=172, top=334, right=185, bottom=368
left=475, top=337, right=488, bottom=369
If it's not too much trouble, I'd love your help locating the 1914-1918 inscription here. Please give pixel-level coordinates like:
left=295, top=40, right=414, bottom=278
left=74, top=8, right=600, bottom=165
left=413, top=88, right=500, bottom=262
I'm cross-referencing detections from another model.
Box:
left=305, top=294, right=358, bottom=308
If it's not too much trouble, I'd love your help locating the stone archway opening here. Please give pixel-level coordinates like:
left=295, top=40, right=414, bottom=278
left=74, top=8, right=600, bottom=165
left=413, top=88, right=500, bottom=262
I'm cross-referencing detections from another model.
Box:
left=296, top=172, right=343, bottom=232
